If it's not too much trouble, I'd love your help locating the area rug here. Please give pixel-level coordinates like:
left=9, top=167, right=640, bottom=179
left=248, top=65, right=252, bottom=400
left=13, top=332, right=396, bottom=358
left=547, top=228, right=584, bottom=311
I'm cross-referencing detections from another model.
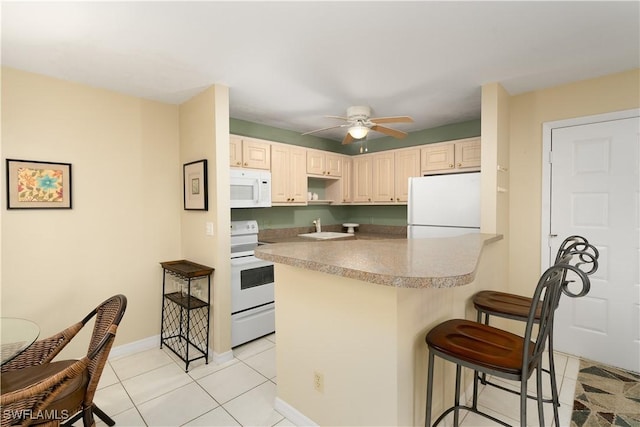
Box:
left=571, top=359, right=640, bottom=426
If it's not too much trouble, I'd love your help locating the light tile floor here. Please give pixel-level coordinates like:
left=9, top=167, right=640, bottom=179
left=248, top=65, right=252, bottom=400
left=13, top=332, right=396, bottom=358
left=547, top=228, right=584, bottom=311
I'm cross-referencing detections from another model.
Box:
left=94, top=334, right=580, bottom=426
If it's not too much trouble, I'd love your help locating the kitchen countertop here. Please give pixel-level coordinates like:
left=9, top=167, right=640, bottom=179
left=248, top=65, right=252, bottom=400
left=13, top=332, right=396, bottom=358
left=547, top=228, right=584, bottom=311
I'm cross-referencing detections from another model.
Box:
left=259, top=232, right=405, bottom=244
left=255, top=233, right=502, bottom=289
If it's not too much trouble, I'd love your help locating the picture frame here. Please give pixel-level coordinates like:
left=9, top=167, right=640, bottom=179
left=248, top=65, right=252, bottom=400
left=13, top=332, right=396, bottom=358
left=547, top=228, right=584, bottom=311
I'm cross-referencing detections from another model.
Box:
left=183, top=159, right=208, bottom=211
left=6, top=159, right=73, bottom=209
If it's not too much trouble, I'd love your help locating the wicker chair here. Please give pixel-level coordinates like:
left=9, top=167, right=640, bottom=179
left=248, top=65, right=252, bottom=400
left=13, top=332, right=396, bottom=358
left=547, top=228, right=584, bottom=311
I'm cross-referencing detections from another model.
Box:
left=471, top=236, right=598, bottom=426
left=1, top=294, right=127, bottom=427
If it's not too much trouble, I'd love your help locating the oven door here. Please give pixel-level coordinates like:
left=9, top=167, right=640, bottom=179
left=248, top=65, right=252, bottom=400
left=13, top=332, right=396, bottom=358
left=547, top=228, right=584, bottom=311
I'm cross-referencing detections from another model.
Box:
left=230, top=255, right=275, bottom=313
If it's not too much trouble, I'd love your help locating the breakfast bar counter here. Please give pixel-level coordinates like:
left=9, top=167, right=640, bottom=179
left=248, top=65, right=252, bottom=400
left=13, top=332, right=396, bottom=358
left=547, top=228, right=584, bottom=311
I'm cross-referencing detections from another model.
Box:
left=255, top=233, right=502, bottom=288
left=255, top=233, right=504, bottom=426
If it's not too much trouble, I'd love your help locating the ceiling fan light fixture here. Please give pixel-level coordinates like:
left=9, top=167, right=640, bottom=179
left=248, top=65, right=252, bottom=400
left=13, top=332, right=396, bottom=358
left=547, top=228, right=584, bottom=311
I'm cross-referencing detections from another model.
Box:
left=348, top=125, right=369, bottom=139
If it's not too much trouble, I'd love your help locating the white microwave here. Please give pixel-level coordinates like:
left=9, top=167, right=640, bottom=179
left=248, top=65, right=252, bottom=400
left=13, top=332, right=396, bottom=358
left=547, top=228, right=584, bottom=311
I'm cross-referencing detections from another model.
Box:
left=230, top=169, right=272, bottom=208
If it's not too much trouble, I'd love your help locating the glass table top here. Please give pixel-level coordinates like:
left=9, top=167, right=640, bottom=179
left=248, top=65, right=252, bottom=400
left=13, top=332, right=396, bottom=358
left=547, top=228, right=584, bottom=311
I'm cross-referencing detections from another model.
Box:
left=1, top=317, right=40, bottom=365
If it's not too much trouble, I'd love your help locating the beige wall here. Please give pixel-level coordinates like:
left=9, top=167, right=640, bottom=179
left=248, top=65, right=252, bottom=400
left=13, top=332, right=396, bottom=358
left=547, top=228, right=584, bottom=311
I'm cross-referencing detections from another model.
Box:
left=508, top=69, right=640, bottom=297
left=178, top=86, right=232, bottom=356
left=1, top=68, right=181, bottom=357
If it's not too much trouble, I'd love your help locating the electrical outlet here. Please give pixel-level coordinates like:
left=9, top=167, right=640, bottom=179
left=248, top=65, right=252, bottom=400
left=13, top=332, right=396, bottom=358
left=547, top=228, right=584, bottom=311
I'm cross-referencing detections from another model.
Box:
left=313, top=371, right=324, bottom=393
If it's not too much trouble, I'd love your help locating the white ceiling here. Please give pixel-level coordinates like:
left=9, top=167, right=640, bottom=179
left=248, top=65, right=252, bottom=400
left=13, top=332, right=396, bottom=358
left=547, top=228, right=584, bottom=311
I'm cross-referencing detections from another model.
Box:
left=2, top=1, right=639, bottom=141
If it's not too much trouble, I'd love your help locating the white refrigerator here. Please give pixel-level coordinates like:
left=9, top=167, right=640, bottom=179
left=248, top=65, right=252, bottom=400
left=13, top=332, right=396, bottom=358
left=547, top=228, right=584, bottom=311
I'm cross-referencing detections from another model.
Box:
left=407, top=172, right=481, bottom=238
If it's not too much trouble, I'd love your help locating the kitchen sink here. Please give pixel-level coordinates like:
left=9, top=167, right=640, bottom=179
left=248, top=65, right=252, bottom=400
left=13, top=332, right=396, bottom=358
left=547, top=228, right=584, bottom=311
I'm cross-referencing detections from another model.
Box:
left=297, top=232, right=354, bottom=240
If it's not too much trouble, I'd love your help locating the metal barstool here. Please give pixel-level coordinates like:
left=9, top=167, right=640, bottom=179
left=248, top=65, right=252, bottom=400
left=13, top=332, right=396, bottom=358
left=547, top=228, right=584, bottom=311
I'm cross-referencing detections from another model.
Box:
left=425, top=260, right=589, bottom=427
left=472, top=236, right=598, bottom=426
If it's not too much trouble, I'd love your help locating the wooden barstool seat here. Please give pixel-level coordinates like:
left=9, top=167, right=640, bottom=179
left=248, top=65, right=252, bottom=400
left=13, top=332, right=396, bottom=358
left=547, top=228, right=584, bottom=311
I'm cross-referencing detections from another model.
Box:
left=471, top=236, right=598, bottom=427
left=425, top=260, right=589, bottom=427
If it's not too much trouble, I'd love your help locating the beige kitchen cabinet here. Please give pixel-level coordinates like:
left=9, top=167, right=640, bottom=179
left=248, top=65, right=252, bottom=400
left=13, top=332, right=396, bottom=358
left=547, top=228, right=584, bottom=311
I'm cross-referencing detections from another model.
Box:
left=341, top=156, right=353, bottom=203
left=369, top=149, right=420, bottom=204
left=271, top=143, right=307, bottom=205
left=352, top=155, right=373, bottom=203
left=372, top=152, right=395, bottom=203
left=421, top=137, right=481, bottom=174
left=326, top=155, right=352, bottom=204
left=394, top=148, right=421, bottom=203
left=307, top=150, right=343, bottom=177
left=230, top=135, right=271, bottom=170
left=454, top=138, right=481, bottom=169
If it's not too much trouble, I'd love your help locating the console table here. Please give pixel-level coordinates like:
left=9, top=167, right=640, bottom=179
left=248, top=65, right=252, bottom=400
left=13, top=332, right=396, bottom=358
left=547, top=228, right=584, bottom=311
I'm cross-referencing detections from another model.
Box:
left=160, top=260, right=214, bottom=372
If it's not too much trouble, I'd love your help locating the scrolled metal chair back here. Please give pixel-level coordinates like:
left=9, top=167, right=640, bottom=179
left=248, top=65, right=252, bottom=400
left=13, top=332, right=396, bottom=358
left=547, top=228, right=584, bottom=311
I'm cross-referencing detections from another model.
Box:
left=554, top=235, right=599, bottom=298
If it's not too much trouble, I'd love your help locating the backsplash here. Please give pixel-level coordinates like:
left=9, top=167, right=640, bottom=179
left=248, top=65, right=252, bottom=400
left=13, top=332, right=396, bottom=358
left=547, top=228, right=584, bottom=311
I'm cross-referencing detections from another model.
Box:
left=258, top=223, right=407, bottom=241
left=231, top=205, right=408, bottom=230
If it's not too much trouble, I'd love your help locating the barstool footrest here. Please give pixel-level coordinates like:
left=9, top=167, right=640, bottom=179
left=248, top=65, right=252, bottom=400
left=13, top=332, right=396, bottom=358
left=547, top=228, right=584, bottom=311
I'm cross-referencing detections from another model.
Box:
left=431, top=404, right=512, bottom=427
left=477, top=374, right=559, bottom=406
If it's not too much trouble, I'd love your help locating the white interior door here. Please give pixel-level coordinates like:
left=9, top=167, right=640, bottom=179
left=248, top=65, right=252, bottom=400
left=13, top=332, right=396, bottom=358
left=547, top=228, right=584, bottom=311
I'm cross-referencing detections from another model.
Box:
left=549, top=116, right=639, bottom=372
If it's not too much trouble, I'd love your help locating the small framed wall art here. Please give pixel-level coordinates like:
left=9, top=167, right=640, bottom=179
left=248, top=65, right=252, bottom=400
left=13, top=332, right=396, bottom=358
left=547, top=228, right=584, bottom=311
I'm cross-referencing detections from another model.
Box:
left=183, top=159, right=208, bottom=211
left=6, top=159, right=73, bottom=209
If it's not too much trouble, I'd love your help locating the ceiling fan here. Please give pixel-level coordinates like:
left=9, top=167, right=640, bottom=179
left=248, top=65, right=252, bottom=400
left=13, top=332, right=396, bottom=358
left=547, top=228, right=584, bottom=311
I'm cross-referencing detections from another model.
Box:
left=302, top=106, right=414, bottom=145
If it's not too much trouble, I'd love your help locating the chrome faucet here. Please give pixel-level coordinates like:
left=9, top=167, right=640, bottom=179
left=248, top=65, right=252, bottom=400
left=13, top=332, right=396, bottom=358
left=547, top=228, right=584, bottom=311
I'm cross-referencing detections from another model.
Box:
left=313, top=218, right=321, bottom=233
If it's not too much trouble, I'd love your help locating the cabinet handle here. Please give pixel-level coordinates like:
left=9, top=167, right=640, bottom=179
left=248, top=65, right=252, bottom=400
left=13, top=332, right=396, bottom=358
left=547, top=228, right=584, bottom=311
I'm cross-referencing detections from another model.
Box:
left=396, top=198, right=400, bottom=202
left=244, top=162, right=248, bottom=166
left=236, top=162, right=241, bottom=166
left=368, top=198, right=372, bottom=202
left=449, top=164, right=454, bottom=168
left=390, top=198, right=393, bottom=201
left=457, top=163, right=462, bottom=167
left=323, top=171, right=326, bottom=175
left=327, top=171, right=330, bottom=175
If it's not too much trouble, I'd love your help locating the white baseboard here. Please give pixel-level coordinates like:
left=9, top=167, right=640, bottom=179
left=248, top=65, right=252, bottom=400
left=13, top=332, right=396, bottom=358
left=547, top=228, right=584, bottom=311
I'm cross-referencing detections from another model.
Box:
left=274, top=397, right=318, bottom=427
left=109, top=335, right=235, bottom=366
left=109, top=334, right=159, bottom=359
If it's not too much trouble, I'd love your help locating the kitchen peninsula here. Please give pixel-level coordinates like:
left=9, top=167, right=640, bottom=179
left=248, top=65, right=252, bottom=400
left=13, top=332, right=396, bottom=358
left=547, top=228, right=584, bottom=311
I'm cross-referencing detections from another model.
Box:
left=255, top=233, right=503, bottom=426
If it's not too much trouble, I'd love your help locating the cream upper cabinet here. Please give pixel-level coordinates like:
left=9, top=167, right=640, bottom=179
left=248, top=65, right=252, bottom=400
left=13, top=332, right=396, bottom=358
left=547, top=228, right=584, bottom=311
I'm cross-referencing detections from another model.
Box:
left=454, top=138, right=481, bottom=169
left=421, top=137, right=481, bottom=174
left=394, top=148, right=421, bottom=203
left=326, top=155, right=352, bottom=204
left=352, top=155, right=373, bottom=203
left=341, top=156, right=353, bottom=203
left=371, top=149, right=420, bottom=204
left=421, top=142, right=455, bottom=172
left=271, top=143, right=307, bottom=205
left=372, top=152, right=395, bottom=203
left=307, top=150, right=342, bottom=177
left=230, top=135, right=271, bottom=170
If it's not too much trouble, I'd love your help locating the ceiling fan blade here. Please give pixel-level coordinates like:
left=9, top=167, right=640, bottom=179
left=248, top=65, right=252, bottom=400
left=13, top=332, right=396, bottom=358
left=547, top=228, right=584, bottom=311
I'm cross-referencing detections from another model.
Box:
left=325, top=115, right=349, bottom=121
left=342, top=133, right=355, bottom=145
left=370, top=116, right=414, bottom=124
left=302, top=124, right=347, bottom=136
left=371, top=125, right=408, bottom=139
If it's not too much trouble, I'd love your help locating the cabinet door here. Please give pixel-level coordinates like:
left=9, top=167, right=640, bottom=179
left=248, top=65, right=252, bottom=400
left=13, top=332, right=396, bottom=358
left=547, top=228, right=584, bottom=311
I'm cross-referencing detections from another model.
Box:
left=270, top=144, right=290, bottom=203
left=394, top=149, right=421, bottom=203
left=289, top=147, right=308, bottom=204
left=421, top=143, right=455, bottom=173
left=306, top=150, right=325, bottom=175
left=243, top=138, right=271, bottom=170
left=372, top=152, right=395, bottom=203
left=342, top=157, right=352, bottom=203
left=230, top=135, right=243, bottom=167
left=455, top=138, right=481, bottom=169
left=325, top=154, right=343, bottom=177
left=352, top=156, right=373, bottom=203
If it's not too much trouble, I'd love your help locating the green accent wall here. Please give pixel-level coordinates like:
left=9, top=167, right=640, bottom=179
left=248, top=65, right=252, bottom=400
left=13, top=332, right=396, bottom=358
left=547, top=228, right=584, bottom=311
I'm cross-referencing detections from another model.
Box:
left=230, top=117, right=480, bottom=155
left=230, top=205, right=407, bottom=230
left=229, top=117, right=479, bottom=229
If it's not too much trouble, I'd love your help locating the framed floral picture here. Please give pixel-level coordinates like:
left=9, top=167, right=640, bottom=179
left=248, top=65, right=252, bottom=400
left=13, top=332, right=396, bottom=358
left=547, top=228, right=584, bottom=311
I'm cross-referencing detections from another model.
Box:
left=6, top=159, right=73, bottom=209
left=183, top=159, right=208, bottom=210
